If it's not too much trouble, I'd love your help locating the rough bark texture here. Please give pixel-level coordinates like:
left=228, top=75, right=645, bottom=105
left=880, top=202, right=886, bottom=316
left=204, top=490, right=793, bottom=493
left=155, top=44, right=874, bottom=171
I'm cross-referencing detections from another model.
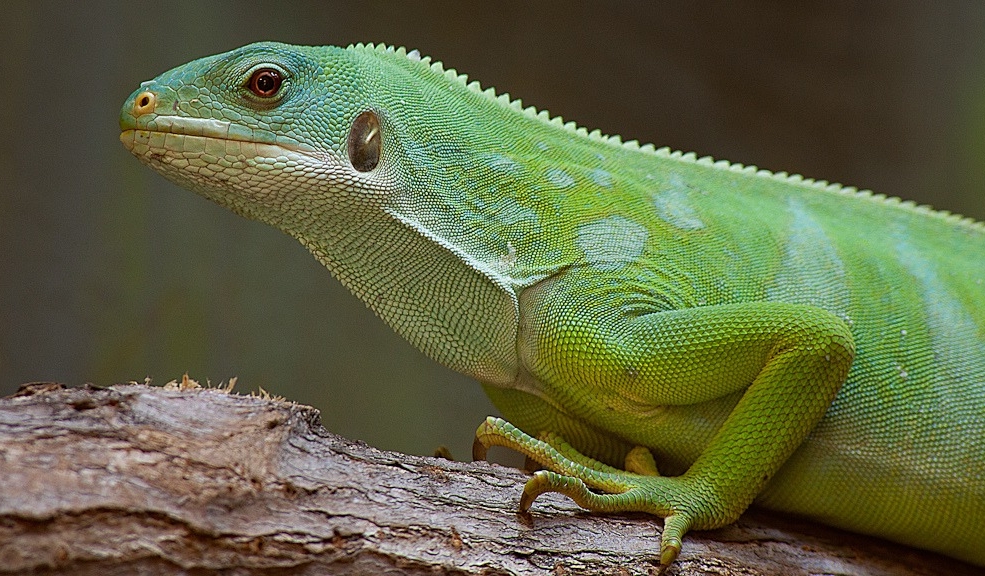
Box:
left=0, top=383, right=977, bottom=576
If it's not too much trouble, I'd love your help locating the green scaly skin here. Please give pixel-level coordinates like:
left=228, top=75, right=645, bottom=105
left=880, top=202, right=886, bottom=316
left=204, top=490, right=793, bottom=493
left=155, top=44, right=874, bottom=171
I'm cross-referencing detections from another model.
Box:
left=120, top=42, right=985, bottom=570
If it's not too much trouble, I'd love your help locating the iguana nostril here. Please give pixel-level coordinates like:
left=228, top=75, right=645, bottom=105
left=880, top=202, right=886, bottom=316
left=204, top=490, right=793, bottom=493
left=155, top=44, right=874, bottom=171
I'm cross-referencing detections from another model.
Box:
left=132, top=91, right=156, bottom=116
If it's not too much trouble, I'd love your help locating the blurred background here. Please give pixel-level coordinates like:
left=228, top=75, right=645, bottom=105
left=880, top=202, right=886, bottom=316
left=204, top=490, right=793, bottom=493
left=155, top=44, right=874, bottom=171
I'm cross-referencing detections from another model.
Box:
left=2, top=1, right=984, bottom=460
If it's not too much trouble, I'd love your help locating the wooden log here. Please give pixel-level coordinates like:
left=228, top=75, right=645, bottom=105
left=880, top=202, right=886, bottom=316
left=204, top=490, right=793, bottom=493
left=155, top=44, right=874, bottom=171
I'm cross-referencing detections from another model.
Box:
left=0, top=382, right=976, bottom=575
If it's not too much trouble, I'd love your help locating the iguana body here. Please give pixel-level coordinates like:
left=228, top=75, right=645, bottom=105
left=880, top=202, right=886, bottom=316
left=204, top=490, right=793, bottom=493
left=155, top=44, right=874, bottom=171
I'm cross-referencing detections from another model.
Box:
left=120, top=42, right=985, bottom=569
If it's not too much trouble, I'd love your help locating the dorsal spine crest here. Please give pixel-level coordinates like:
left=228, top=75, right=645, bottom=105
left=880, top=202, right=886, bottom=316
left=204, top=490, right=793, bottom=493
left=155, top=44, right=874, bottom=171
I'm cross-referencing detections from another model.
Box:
left=351, top=42, right=985, bottom=233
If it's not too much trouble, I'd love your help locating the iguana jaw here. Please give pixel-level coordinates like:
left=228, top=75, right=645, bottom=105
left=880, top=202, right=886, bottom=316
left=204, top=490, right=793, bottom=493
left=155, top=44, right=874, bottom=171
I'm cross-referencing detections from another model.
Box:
left=120, top=115, right=322, bottom=159
left=119, top=83, right=345, bottom=202
left=120, top=121, right=351, bottom=220
left=119, top=100, right=336, bottom=183
left=118, top=94, right=394, bottom=223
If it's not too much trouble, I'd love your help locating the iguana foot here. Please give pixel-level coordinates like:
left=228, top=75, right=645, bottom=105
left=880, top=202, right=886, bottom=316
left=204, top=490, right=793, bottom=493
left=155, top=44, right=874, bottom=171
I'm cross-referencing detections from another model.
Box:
left=474, top=416, right=709, bottom=570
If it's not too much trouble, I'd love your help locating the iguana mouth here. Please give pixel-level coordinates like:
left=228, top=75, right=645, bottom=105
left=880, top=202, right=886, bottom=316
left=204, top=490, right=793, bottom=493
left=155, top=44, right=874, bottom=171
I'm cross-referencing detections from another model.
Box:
left=120, top=115, right=319, bottom=158
left=120, top=108, right=382, bottom=204
left=120, top=87, right=322, bottom=160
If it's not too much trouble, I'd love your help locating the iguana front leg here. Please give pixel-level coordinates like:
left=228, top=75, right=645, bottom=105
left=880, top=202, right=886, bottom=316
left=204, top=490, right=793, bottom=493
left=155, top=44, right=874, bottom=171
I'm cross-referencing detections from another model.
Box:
left=474, top=271, right=855, bottom=569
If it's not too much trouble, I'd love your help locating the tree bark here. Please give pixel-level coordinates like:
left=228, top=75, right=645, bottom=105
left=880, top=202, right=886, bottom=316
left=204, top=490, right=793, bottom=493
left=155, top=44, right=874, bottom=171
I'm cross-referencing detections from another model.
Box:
left=0, top=383, right=976, bottom=575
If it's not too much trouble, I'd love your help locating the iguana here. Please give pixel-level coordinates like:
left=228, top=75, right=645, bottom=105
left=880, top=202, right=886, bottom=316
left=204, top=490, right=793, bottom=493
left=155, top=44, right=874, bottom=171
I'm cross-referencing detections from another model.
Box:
left=119, top=42, right=985, bottom=570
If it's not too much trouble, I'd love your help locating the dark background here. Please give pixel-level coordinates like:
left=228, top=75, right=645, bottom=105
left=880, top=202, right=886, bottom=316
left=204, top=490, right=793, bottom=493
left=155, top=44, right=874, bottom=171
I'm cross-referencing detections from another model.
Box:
left=3, top=1, right=984, bottom=460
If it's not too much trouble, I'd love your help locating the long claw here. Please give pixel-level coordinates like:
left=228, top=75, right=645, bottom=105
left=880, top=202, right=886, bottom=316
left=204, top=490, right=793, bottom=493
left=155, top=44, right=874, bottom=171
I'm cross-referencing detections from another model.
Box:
left=659, top=514, right=689, bottom=569
left=472, top=435, right=489, bottom=462
left=519, top=470, right=590, bottom=513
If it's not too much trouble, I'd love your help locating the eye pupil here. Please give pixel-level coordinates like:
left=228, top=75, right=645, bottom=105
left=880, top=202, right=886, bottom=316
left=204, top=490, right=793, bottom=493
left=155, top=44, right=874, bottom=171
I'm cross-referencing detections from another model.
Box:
left=248, top=69, right=282, bottom=97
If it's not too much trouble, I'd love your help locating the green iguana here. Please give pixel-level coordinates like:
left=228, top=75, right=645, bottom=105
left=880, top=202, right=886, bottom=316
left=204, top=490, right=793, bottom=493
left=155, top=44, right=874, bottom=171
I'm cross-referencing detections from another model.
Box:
left=120, top=42, right=985, bottom=570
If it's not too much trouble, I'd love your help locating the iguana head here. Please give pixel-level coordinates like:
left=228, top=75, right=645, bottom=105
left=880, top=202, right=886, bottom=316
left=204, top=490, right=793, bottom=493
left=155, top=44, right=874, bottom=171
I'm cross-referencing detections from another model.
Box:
left=120, top=42, right=525, bottom=385
left=119, top=42, right=399, bottom=227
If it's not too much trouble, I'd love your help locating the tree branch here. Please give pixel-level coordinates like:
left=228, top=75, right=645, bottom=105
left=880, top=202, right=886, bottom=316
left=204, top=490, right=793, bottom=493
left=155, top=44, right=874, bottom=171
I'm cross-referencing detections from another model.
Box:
left=0, top=383, right=975, bottom=575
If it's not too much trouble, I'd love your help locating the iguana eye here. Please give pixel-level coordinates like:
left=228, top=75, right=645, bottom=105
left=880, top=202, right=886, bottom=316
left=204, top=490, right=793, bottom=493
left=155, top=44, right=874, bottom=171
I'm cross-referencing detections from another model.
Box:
left=248, top=68, right=282, bottom=97
left=348, top=111, right=382, bottom=172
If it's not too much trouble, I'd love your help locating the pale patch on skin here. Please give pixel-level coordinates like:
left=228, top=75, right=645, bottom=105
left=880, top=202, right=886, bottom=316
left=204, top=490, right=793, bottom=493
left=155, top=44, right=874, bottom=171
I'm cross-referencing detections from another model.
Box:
left=490, top=199, right=539, bottom=227
left=575, top=215, right=648, bottom=271
left=652, top=175, right=705, bottom=231
left=545, top=167, right=576, bottom=189
left=499, top=241, right=518, bottom=269
left=766, top=197, right=851, bottom=322
left=589, top=168, right=613, bottom=188
left=895, top=236, right=985, bottom=392
left=481, top=153, right=522, bottom=176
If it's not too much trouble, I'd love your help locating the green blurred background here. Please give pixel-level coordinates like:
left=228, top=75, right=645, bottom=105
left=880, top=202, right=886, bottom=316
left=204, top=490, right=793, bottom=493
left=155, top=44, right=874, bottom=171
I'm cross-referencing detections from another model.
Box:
left=2, top=1, right=984, bottom=460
